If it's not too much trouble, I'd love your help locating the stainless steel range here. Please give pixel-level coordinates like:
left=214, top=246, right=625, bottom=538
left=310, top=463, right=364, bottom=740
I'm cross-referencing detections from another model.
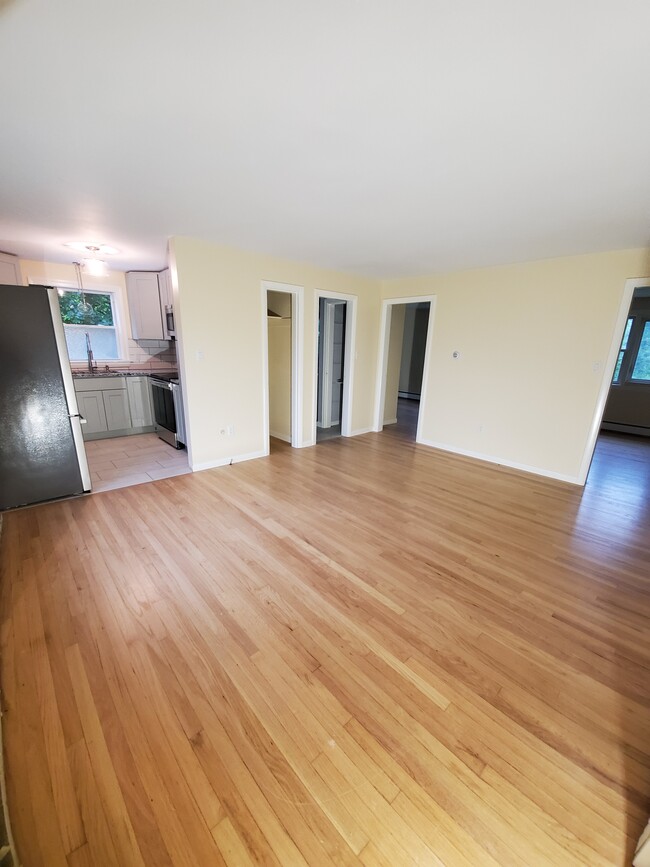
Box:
left=150, top=373, right=186, bottom=449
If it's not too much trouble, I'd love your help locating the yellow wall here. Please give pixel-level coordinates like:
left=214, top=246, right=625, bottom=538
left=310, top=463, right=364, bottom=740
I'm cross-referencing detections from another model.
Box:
left=170, top=237, right=381, bottom=469
left=268, top=317, right=292, bottom=441
left=381, top=248, right=650, bottom=481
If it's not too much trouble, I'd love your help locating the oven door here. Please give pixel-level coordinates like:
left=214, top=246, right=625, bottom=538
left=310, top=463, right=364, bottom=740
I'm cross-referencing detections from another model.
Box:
left=150, top=378, right=179, bottom=446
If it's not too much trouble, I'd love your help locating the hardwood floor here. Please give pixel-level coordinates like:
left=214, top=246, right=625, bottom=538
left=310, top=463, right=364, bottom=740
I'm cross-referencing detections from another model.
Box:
left=0, top=428, right=648, bottom=866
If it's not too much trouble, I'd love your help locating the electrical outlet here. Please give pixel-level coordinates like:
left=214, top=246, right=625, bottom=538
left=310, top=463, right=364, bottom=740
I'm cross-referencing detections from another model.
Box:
left=227, top=425, right=234, bottom=436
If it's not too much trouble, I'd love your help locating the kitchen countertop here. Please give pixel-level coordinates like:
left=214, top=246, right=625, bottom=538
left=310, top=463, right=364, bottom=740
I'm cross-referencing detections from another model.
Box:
left=72, top=370, right=177, bottom=379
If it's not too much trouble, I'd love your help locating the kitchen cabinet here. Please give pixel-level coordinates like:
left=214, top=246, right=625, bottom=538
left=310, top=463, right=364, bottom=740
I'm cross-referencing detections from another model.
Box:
left=126, top=271, right=164, bottom=339
left=75, top=378, right=131, bottom=437
left=104, top=389, right=131, bottom=431
left=76, top=391, right=108, bottom=434
left=126, top=376, right=153, bottom=427
left=74, top=375, right=154, bottom=439
left=0, top=251, right=22, bottom=285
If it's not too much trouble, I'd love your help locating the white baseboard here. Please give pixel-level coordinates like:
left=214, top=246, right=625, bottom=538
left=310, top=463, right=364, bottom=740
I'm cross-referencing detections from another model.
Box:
left=383, top=418, right=397, bottom=426
left=416, top=437, right=581, bottom=485
left=347, top=427, right=374, bottom=437
left=191, top=448, right=268, bottom=472
left=601, top=422, right=650, bottom=437
left=269, top=430, right=292, bottom=443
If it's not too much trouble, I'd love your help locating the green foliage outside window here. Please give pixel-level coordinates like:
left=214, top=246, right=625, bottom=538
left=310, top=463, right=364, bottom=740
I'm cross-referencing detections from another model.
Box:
left=631, top=322, right=650, bottom=380
left=58, top=291, right=114, bottom=326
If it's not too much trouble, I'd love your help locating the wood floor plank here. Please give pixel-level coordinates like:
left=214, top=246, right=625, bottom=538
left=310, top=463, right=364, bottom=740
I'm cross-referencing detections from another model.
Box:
left=1, top=426, right=648, bottom=866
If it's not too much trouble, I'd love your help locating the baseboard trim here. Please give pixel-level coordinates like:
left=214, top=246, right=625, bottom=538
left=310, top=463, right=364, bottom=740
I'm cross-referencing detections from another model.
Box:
left=270, top=431, right=292, bottom=443
left=416, top=438, right=581, bottom=485
left=191, top=449, right=267, bottom=472
left=383, top=418, right=397, bottom=426
left=601, top=422, right=650, bottom=437
left=347, top=427, right=374, bottom=437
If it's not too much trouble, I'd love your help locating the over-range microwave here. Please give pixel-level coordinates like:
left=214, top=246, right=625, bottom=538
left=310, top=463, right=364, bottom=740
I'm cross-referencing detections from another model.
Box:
left=165, top=304, right=176, bottom=339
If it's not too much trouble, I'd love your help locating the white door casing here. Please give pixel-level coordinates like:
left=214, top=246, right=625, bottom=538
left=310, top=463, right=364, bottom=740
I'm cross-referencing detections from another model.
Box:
left=261, top=280, right=304, bottom=452
left=313, top=290, right=357, bottom=442
left=374, top=295, right=436, bottom=444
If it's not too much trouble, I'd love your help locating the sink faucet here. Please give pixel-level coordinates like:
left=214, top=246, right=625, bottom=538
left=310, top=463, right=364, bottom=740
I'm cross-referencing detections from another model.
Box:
left=85, top=332, right=97, bottom=374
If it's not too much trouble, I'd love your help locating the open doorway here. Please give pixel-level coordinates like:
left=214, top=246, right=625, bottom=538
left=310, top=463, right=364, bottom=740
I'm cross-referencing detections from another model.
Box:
left=375, top=296, right=435, bottom=442
left=314, top=292, right=356, bottom=443
left=317, top=298, right=346, bottom=441
left=586, top=284, right=650, bottom=488
left=262, top=281, right=303, bottom=453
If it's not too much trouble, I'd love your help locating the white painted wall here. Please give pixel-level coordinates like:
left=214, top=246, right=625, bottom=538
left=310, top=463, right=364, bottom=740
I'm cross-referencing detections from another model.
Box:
left=381, top=248, right=650, bottom=482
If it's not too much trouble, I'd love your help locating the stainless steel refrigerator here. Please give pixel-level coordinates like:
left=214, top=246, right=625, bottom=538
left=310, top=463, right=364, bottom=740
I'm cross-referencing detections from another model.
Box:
left=0, top=284, right=91, bottom=510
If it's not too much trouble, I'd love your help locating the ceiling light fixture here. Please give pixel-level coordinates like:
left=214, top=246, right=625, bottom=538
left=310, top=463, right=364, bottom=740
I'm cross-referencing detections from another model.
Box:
left=64, top=241, right=119, bottom=256
left=82, top=254, right=108, bottom=277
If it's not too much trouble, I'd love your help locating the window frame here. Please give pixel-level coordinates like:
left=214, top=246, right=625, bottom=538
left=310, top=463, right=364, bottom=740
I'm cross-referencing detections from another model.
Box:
left=612, top=313, right=650, bottom=386
left=35, top=280, right=128, bottom=363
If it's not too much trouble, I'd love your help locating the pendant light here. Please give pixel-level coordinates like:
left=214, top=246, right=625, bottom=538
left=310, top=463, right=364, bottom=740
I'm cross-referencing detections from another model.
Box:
left=73, top=261, right=92, bottom=315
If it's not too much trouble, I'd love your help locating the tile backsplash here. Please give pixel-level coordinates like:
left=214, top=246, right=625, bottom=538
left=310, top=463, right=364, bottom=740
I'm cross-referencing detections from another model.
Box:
left=126, top=338, right=177, bottom=370
left=71, top=338, right=177, bottom=372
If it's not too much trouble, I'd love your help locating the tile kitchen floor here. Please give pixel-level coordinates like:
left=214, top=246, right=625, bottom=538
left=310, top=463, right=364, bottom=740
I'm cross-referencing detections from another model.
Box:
left=85, top=433, right=191, bottom=493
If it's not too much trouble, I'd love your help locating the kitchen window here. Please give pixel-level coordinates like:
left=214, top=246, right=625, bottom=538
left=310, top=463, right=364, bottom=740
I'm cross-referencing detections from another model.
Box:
left=58, top=288, right=122, bottom=361
left=612, top=314, right=650, bottom=385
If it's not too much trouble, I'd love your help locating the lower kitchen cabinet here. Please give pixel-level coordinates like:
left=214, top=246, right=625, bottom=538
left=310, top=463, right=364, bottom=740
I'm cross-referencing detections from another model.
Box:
left=104, top=389, right=132, bottom=431
left=126, top=377, right=154, bottom=427
left=76, top=391, right=108, bottom=434
left=74, top=375, right=154, bottom=440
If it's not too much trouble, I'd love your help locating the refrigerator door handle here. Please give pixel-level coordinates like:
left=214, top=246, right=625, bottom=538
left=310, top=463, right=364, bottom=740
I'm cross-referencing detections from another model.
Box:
left=68, top=413, right=87, bottom=424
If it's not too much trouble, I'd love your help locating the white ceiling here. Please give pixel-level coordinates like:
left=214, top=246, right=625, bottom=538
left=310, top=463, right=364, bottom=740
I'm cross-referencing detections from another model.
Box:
left=1, top=0, right=649, bottom=277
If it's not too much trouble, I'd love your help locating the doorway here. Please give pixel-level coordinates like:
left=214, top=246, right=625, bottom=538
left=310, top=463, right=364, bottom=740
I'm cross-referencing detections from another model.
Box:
left=261, top=281, right=303, bottom=453
left=314, top=291, right=357, bottom=443
left=577, top=277, right=650, bottom=485
left=585, top=284, right=650, bottom=488
left=375, top=296, right=435, bottom=442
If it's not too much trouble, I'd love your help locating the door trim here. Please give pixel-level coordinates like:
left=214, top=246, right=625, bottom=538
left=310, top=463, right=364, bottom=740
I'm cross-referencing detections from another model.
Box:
left=261, top=280, right=304, bottom=452
left=373, top=295, right=436, bottom=444
left=47, top=287, right=92, bottom=491
left=577, top=276, right=647, bottom=485
left=313, top=290, right=357, bottom=443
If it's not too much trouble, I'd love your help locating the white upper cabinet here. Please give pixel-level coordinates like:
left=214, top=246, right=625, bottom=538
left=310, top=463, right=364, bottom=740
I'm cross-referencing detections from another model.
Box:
left=126, top=271, right=164, bottom=339
left=0, top=251, right=23, bottom=285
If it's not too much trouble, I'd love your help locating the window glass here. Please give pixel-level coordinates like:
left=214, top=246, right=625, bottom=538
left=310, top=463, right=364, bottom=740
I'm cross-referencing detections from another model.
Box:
left=612, top=351, right=625, bottom=383
left=63, top=324, right=118, bottom=360
left=620, top=317, right=633, bottom=350
left=631, top=321, right=650, bottom=381
left=58, top=290, right=119, bottom=360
